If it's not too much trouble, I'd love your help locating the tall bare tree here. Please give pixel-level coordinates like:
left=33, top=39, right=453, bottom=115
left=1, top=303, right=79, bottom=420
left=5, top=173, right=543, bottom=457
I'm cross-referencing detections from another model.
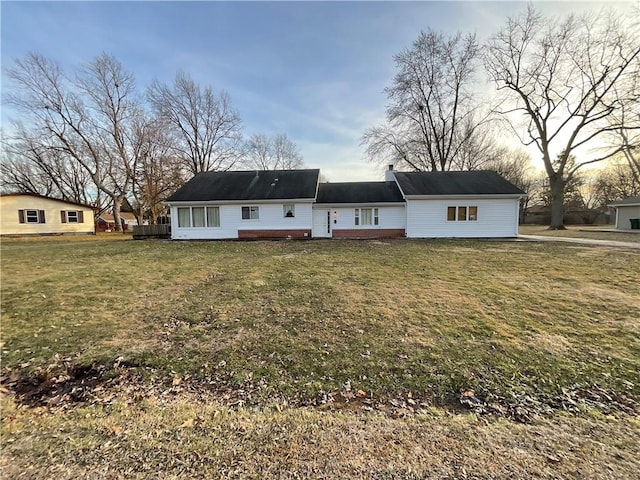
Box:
left=6, top=52, right=141, bottom=230
left=130, top=115, right=184, bottom=223
left=244, top=133, right=304, bottom=170
left=484, top=6, right=640, bottom=228
left=147, top=72, right=243, bottom=175
left=363, top=29, right=487, bottom=172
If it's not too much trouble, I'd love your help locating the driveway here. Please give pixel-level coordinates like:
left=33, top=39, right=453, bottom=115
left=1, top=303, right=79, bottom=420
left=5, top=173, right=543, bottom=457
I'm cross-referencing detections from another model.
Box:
left=518, top=234, right=640, bottom=250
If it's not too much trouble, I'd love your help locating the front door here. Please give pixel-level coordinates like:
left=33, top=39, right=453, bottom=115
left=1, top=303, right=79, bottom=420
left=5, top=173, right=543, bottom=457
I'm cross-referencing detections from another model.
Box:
left=312, top=209, right=332, bottom=238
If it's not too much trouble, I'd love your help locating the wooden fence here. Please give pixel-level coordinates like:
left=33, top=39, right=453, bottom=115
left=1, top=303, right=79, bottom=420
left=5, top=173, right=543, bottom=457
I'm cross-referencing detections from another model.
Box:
left=132, top=224, right=171, bottom=239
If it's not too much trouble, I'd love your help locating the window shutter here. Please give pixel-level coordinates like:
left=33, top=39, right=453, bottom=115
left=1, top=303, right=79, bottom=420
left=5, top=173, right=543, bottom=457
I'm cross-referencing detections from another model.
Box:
left=61, top=211, right=67, bottom=223
left=39, top=210, right=46, bottom=223
left=78, top=211, right=84, bottom=223
left=18, top=210, right=25, bottom=223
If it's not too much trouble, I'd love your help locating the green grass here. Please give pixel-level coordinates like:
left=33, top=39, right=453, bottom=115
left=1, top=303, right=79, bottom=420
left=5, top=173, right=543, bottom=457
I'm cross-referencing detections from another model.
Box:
left=2, top=236, right=639, bottom=478
left=2, top=237, right=638, bottom=406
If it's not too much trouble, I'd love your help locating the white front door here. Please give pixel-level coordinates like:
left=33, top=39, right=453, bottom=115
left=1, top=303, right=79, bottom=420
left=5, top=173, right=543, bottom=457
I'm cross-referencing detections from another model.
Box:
left=312, top=209, right=332, bottom=238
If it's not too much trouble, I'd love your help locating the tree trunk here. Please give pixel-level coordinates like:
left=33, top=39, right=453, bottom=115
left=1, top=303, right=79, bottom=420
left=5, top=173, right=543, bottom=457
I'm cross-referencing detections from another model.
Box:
left=549, top=176, right=566, bottom=230
left=112, top=195, right=125, bottom=232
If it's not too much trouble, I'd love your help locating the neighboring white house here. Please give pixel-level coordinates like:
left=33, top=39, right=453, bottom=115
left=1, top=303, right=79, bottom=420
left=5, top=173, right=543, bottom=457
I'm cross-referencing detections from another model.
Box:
left=164, top=167, right=526, bottom=240
left=0, top=193, right=95, bottom=236
left=608, top=197, right=640, bottom=230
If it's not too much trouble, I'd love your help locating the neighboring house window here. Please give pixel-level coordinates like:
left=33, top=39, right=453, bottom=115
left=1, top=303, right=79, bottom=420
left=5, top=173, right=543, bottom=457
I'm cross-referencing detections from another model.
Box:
left=242, top=206, right=259, bottom=220
left=178, top=207, right=191, bottom=227
left=355, top=208, right=379, bottom=226
left=178, top=206, right=221, bottom=228
left=283, top=204, right=295, bottom=218
left=206, top=207, right=220, bottom=227
left=61, top=210, right=84, bottom=223
left=18, top=209, right=45, bottom=224
left=447, top=206, right=478, bottom=221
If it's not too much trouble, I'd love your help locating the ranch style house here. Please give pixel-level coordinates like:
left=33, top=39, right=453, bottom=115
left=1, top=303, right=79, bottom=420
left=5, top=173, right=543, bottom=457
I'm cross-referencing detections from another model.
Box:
left=165, top=166, right=526, bottom=240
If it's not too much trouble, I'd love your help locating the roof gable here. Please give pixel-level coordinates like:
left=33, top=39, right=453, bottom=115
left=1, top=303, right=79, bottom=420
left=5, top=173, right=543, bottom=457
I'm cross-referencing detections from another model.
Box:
left=316, top=182, right=404, bottom=204
left=166, top=169, right=320, bottom=202
left=394, top=171, right=525, bottom=196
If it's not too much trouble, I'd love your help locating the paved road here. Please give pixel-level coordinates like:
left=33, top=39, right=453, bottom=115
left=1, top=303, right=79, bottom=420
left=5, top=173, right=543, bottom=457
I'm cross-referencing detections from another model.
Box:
left=518, top=234, right=640, bottom=250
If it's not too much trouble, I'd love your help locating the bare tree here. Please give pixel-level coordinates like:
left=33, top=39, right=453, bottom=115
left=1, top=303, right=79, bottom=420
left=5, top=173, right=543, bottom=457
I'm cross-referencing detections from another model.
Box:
left=147, top=72, right=243, bottom=175
left=363, top=29, right=488, bottom=172
left=592, top=159, right=640, bottom=206
left=1, top=132, right=102, bottom=208
left=244, top=133, right=304, bottom=170
left=6, top=53, right=141, bottom=231
left=485, top=148, right=536, bottom=223
left=484, top=6, right=640, bottom=229
left=130, top=115, right=184, bottom=224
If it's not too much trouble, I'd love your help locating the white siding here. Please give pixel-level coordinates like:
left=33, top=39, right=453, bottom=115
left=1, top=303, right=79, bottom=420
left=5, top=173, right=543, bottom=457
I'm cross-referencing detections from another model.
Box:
left=405, top=198, right=519, bottom=238
left=170, top=203, right=313, bottom=240
left=615, top=205, right=640, bottom=230
left=312, top=205, right=406, bottom=237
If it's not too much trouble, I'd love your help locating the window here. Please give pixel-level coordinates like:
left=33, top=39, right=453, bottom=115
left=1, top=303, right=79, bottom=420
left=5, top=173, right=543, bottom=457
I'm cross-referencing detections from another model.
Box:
left=283, top=204, right=295, bottom=218
left=242, top=206, right=259, bottom=220
left=447, top=206, right=478, bottom=222
left=192, top=207, right=205, bottom=227
left=361, top=208, right=372, bottom=225
left=206, top=207, right=220, bottom=227
left=354, top=208, right=379, bottom=226
left=178, top=206, right=221, bottom=228
left=19, top=209, right=45, bottom=224
left=60, top=210, right=84, bottom=223
left=26, top=210, right=40, bottom=223
left=178, top=207, right=191, bottom=227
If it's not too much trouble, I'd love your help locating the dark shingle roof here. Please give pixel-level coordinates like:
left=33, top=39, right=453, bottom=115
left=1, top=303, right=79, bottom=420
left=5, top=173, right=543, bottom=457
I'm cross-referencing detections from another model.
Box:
left=394, top=171, right=525, bottom=196
left=166, top=169, right=320, bottom=202
left=316, top=182, right=405, bottom=204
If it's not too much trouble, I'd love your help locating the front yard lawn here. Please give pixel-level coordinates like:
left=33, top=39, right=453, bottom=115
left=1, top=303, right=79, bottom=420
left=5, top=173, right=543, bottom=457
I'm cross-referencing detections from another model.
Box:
left=2, top=237, right=639, bottom=478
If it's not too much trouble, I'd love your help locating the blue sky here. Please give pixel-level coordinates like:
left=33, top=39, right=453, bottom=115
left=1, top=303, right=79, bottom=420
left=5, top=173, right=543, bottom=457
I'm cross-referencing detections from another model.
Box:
left=0, top=1, right=627, bottom=181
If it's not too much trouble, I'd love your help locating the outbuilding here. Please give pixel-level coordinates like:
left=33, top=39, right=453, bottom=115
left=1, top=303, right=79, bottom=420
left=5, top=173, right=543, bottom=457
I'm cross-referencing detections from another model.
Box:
left=609, top=197, right=640, bottom=230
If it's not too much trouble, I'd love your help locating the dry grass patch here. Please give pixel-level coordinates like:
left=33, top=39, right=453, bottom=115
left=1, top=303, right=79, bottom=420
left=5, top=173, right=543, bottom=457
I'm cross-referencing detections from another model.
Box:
left=2, top=396, right=639, bottom=479
left=519, top=225, right=640, bottom=243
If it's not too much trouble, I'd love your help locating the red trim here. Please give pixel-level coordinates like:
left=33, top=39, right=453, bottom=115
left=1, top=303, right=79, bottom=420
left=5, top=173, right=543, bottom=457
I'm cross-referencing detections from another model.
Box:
left=238, top=229, right=311, bottom=239
left=332, top=229, right=405, bottom=239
